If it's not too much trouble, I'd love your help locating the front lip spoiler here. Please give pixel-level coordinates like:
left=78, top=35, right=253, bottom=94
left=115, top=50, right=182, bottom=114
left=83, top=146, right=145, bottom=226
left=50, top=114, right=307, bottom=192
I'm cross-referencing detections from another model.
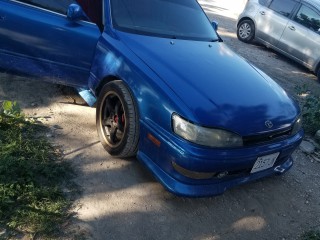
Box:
left=137, top=151, right=293, bottom=197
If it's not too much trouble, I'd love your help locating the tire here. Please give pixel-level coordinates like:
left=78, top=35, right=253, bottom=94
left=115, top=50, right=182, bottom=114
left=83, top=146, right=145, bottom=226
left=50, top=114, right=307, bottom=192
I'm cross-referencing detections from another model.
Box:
left=96, top=80, right=139, bottom=157
left=237, top=20, right=255, bottom=43
left=317, top=68, right=320, bottom=82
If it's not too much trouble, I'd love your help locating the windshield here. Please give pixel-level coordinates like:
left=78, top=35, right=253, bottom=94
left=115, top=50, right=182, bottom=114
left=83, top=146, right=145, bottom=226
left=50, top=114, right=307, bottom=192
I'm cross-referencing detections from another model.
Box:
left=110, top=0, right=219, bottom=41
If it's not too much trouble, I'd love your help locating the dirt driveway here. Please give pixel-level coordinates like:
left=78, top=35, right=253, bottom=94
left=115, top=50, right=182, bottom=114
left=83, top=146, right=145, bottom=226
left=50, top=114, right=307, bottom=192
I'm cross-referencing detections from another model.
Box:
left=1, top=1, right=320, bottom=239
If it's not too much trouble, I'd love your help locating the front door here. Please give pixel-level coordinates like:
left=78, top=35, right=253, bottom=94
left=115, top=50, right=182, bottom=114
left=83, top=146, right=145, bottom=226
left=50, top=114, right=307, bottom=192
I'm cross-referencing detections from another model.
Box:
left=255, top=0, right=298, bottom=47
left=277, top=3, right=320, bottom=70
left=0, top=0, right=101, bottom=87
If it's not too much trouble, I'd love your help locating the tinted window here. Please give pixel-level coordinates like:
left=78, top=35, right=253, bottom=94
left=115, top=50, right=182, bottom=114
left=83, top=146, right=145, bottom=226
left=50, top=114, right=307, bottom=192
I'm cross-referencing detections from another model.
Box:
left=294, top=5, right=320, bottom=34
left=17, top=0, right=74, bottom=14
left=110, top=0, right=219, bottom=41
left=269, top=0, right=297, bottom=17
left=76, top=0, right=103, bottom=27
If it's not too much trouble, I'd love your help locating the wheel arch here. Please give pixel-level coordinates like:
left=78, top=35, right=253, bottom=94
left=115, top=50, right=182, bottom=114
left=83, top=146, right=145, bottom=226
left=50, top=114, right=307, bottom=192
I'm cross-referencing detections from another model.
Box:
left=95, top=75, right=120, bottom=98
left=237, top=17, right=255, bottom=28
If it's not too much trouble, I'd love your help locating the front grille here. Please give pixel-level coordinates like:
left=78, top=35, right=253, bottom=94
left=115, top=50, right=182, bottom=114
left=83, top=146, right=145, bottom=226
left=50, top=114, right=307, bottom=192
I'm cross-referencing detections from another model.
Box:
left=243, top=127, right=292, bottom=146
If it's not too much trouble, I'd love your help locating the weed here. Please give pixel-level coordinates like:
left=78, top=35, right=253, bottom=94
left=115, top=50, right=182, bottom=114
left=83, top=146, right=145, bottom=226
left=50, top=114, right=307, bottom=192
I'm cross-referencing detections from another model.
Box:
left=301, top=230, right=320, bottom=240
left=0, top=101, right=75, bottom=238
left=295, top=85, right=320, bottom=134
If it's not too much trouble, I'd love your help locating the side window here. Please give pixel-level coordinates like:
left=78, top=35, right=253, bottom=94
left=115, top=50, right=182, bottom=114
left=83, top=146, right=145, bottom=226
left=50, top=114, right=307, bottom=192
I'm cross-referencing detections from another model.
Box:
left=269, top=0, right=297, bottom=17
left=16, top=0, right=74, bottom=14
left=294, top=5, right=320, bottom=34
left=76, top=0, right=103, bottom=29
left=258, top=0, right=269, bottom=6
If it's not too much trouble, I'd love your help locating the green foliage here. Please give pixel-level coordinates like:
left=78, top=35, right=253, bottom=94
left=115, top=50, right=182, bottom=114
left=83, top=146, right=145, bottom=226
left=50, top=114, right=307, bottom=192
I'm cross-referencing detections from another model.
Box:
left=1, top=100, right=21, bottom=117
left=295, top=85, right=320, bottom=134
left=301, top=230, right=320, bottom=240
left=0, top=101, right=75, bottom=238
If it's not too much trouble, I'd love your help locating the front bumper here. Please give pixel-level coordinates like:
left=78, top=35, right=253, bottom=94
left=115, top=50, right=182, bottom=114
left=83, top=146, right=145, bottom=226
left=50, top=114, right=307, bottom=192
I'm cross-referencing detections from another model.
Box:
left=138, top=151, right=293, bottom=197
left=138, top=121, right=303, bottom=197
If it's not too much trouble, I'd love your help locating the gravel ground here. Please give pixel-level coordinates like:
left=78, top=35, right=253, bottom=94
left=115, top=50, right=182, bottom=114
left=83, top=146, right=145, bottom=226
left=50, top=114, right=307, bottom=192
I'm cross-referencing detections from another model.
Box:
left=1, top=1, right=320, bottom=239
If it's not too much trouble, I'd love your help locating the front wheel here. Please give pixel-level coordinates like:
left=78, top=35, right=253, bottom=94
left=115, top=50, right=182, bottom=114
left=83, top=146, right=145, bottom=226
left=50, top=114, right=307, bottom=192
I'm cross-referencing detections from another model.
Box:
left=237, top=20, right=255, bottom=43
left=96, top=80, right=139, bottom=157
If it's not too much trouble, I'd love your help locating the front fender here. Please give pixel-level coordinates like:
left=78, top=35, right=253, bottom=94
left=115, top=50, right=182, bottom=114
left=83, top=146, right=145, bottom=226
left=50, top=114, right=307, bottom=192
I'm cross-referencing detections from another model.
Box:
left=88, top=32, right=191, bottom=138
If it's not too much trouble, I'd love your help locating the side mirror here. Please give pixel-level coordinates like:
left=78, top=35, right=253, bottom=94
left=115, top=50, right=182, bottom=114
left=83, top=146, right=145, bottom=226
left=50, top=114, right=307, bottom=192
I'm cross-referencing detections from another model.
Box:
left=211, top=21, right=218, bottom=31
left=67, top=4, right=86, bottom=21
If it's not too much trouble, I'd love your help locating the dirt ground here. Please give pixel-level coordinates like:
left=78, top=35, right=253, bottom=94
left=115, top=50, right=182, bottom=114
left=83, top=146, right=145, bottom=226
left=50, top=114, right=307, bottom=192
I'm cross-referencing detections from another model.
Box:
left=1, top=1, right=320, bottom=239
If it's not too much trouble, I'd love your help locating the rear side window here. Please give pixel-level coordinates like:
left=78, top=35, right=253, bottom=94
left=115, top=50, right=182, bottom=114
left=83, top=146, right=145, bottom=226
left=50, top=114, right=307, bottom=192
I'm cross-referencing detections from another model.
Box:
left=17, top=0, right=74, bottom=14
left=294, top=5, right=320, bottom=34
left=269, top=0, right=297, bottom=17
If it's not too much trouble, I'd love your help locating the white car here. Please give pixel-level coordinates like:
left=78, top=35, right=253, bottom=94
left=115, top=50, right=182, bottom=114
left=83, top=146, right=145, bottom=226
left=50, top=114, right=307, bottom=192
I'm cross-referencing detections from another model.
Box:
left=237, top=0, right=320, bottom=80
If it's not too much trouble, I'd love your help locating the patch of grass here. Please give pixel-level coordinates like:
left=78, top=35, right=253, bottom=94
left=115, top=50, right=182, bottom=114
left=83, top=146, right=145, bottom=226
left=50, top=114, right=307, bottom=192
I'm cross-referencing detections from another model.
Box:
left=301, top=230, right=320, bottom=240
left=295, top=85, right=320, bottom=134
left=0, top=101, right=75, bottom=238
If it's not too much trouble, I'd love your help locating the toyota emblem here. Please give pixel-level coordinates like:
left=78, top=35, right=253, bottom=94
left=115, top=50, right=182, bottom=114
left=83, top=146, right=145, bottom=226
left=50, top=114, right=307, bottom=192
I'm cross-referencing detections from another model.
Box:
left=265, top=120, right=273, bottom=129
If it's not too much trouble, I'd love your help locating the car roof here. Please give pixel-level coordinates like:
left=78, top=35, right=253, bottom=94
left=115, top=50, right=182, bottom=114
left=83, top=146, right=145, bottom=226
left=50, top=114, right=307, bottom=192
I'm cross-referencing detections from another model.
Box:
left=302, top=0, right=320, bottom=10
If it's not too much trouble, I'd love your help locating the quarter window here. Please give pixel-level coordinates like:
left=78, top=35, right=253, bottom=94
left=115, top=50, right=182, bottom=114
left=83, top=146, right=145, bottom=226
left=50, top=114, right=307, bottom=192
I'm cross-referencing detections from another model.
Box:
left=16, top=0, right=74, bottom=14
left=294, top=5, right=320, bottom=34
left=269, top=0, right=297, bottom=17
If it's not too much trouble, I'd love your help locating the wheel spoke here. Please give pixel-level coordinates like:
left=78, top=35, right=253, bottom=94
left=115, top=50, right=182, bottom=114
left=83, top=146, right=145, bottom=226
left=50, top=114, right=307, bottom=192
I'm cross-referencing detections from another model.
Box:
left=113, top=100, right=124, bottom=131
left=118, top=114, right=125, bottom=131
left=103, top=118, right=113, bottom=127
left=240, top=24, right=250, bottom=38
left=105, top=100, right=113, bottom=113
left=115, top=101, right=121, bottom=115
left=109, top=126, right=118, bottom=144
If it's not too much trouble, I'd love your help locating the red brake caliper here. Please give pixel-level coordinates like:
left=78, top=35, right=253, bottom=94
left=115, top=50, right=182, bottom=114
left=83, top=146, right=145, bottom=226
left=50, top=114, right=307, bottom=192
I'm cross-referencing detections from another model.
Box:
left=114, top=115, right=118, bottom=123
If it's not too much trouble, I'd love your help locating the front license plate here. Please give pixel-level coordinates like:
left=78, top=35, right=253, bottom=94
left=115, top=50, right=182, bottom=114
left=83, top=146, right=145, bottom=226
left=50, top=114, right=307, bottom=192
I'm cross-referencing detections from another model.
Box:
left=250, top=152, right=280, bottom=174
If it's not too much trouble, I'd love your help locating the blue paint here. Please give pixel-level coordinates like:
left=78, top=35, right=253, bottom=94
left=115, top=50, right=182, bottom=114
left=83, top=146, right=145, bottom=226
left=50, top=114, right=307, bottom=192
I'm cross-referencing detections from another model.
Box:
left=0, top=0, right=100, bottom=87
left=0, top=0, right=304, bottom=197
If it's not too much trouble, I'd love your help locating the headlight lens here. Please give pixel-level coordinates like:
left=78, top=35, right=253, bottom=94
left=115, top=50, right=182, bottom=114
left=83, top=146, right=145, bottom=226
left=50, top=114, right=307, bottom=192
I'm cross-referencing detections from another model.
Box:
left=291, top=116, right=302, bottom=135
left=172, top=114, right=243, bottom=148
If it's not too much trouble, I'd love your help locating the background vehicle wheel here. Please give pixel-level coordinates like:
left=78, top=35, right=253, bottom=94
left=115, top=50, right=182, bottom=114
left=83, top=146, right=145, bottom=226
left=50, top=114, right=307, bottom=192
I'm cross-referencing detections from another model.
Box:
left=96, top=80, right=139, bottom=157
left=237, top=20, right=255, bottom=43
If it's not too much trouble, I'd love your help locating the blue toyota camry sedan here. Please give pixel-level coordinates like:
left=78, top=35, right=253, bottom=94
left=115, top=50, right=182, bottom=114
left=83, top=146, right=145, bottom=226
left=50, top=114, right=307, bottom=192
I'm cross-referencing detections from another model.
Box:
left=0, top=0, right=304, bottom=196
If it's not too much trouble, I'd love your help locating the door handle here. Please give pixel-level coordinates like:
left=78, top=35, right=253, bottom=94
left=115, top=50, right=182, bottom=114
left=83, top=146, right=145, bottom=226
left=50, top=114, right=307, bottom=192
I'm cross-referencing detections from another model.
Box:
left=288, top=26, right=296, bottom=31
left=260, top=11, right=266, bottom=15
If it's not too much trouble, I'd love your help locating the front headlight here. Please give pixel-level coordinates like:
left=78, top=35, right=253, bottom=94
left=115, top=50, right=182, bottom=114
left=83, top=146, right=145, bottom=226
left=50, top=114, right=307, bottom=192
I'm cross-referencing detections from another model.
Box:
left=172, top=114, right=243, bottom=148
left=291, top=116, right=302, bottom=135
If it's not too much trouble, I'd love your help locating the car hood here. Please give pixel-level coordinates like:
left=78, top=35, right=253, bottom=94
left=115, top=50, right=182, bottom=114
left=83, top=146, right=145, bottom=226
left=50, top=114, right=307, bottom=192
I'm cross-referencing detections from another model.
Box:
left=117, top=32, right=299, bottom=135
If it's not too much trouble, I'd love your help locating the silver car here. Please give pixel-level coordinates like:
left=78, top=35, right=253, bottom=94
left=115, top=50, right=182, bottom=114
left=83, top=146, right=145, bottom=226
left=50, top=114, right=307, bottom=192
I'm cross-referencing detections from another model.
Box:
left=237, top=0, right=320, bottom=80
